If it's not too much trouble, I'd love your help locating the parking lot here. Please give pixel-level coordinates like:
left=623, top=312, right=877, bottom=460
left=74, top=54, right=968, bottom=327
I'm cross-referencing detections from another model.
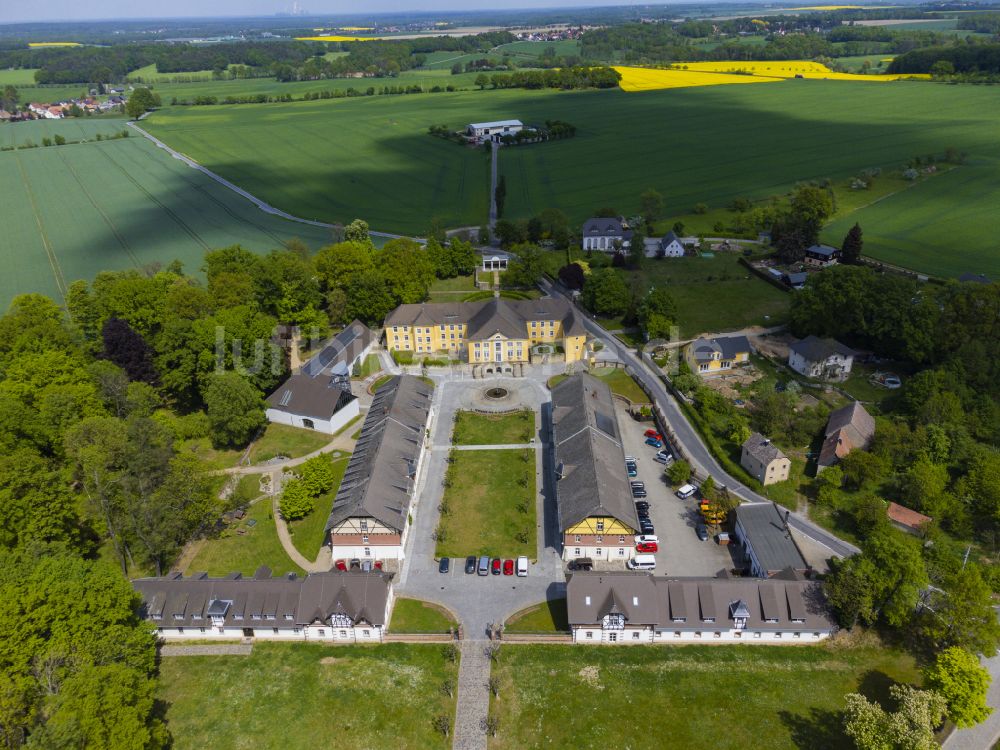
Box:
left=615, top=403, right=737, bottom=577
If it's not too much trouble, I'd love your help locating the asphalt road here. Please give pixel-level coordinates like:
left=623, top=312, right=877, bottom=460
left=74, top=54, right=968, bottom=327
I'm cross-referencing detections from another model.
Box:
left=539, top=277, right=860, bottom=560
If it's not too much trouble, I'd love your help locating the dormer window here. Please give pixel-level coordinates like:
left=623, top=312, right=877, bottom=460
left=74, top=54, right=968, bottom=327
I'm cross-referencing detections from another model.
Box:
left=595, top=520, right=605, bottom=532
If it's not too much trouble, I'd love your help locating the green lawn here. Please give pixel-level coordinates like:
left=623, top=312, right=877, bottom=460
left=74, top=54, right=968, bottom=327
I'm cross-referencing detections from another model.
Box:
left=158, top=643, right=459, bottom=749
left=435, top=449, right=536, bottom=558
left=504, top=598, right=569, bottom=633
left=353, top=353, right=382, bottom=379
left=288, top=455, right=350, bottom=561
left=187, top=498, right=304, bottom=577
left=452, top=409, right=535, bottom=445
left=0, top=68, right=40, bottom=85
left=591, top=368, right=650, bottom=404
left=489, top=644, right=921, bottom=750
left=391, top=598, right=457, bottom=633
left=429, top=273, right=476, bottom=292
left=248, top=423, right=332, bottom=463
left=0, top=121, right=334, bottom=308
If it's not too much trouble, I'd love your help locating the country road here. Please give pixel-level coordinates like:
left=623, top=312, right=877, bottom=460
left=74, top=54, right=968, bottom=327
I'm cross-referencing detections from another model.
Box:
left=540, top=277, right=860, bottom=560
left=127, top=119, right=418, bottom=242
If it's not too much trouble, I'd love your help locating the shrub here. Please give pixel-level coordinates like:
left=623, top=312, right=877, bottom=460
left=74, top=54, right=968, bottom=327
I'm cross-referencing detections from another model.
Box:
left=299, top=455, right=336, bottom=496
left=392, top=350, right=415, bottom=365
left=279, top=479, right=314, bottom=521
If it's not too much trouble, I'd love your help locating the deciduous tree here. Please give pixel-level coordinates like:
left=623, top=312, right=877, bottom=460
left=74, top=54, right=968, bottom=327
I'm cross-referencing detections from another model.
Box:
left=924, top=647, right=993, bottom=728
left=201, top=371, right=266, bottom=448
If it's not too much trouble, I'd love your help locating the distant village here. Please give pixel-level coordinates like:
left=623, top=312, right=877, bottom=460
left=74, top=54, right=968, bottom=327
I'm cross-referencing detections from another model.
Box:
left=0, top=89, right=128, bottom=122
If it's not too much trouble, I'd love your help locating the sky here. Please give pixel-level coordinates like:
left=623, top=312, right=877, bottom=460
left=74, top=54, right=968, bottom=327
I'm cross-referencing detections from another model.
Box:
left=1, top=0, right=703, bottom=25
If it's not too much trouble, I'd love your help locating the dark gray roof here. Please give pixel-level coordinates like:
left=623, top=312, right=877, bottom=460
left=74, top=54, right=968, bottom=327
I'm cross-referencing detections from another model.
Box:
left=133, top=570, right=392, bottom=627
left=383, top=298, right=586, bottom=340
left=959, top=272, right=990, bottom=284
left=265, top=320, right=373, bottom=419
left=567, top=572, right=835, bottom=631
left=733, top=503, right=808, bottom=574
left=582, top=217, right=626, bottom=237
left=688, top=335, right=751, bottom=363
left=789, top=335, right=854, bottom=363
left=324, top=375, right=432, bottom=534
left=806, top=244, right=838, bottom=257
left=266, top=374, right=356, bottom=420
left=818, top=401, right=875, bottom=467
left=660, top=231, right=682, bottom=247
left=300, top=321, right=375, bottom=378
left=783, top=272, right=808, bottom=285
left=742, top=432, right=787, bottom=465
left=552, top=373, right=640, bottom=532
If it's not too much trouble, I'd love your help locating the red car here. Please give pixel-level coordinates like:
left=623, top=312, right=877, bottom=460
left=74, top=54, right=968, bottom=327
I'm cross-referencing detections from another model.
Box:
left=374, top=560, right=383, bottom=570
left=636, top=542, right=659, bottom=554
left=334, top=559, right=347, bottom=571
left=491, top=558, right=502, bottom=575
left=644, top=429, right=663, bottom=440
left=503, top=559, right=514, bottom=576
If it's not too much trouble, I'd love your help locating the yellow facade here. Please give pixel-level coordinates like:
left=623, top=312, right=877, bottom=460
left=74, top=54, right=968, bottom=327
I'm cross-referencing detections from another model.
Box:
left=386, top=320, right=587, bottom=363
left=565, top=516, right=636, bottom=536
left=685, top=346, right=750, bottom=375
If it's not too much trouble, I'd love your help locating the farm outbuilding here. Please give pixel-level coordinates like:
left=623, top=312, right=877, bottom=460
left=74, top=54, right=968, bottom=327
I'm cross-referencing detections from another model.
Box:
left=466, top=119, right=523, bottom=142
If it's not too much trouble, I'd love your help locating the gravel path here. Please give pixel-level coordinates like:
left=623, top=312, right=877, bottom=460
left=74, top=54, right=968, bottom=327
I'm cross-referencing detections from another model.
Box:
left=160, top=644, right=253, bottom=657
left=452, top=641, right=491, bottom=750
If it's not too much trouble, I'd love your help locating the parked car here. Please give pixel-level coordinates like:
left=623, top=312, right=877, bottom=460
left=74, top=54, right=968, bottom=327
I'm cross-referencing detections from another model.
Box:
left=491, top=558, right=502, bottom=575
left=334, top=559, right=347, bottom=571
left=631, top=486, right=647, bottom=498
left=439, top=557, right=450, bottom=574
left=644, top=429, right=663, bottom=440
left=645, top=437, right=663, bottom=448
left=634, top=501, right=650, bottom=512
left=635, top=535, right=659, bottom=545
left=503, top=559, right=514, bottom=576
left=696, top=524, right=709, bottom=542
left=571, top=557, right=594, bottom=571
left=654, top=451, right=673, bottom=465
left=349, top=558, right=361, bottom=570
left=676, top=484, right=698, bottom=499
left=640, top=522, right=655, bottom=535
left=626, top=462, right=638, bottom=477
left=465, top=556, right=477, bottom=574
left=630, top=481, right=645, bottom=489
left=636, top=542, right=659, bottom=553
left=625, top=455, right=638, bottom=463
left=478, top=556, right=490, bottom=576
left=884, top=375, right=902, bottom=389
left=627, top=554, right=656, bottom=571
left=516, top=556, right=528, bottom=577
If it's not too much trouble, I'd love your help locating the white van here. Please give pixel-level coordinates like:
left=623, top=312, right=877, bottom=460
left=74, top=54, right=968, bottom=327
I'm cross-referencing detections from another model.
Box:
left=676, top=483, right=698, bottom=499
left=516, top=556, right=529, bottom=577
left=627, top=554, right=656, bottom=571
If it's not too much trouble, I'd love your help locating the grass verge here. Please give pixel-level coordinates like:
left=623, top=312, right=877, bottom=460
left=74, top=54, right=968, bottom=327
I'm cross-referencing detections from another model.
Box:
left=452, top=409, right=534, bottom=445
left=391, top=598, right=458, bottom=634
left=504, top=598, right=569, bottom=633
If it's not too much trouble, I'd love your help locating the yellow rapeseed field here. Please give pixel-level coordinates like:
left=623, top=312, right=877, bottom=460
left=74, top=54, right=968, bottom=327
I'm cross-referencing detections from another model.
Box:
left=614, top=66, right=784, bottom=92
left=28, top=42, right=82, bottom=47
left=295, top=35, right=381, bottom=42
left=615, top=62, right=929, bottom=92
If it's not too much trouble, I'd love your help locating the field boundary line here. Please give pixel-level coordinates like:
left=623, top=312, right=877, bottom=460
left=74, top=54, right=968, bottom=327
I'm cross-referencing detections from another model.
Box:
left=55, top=146, right=142, bottom=269
left=13, top=151, right=67, bottom=300
left=128, top=119, right=421, bottom=242
left=99, top=143, right=211, bottom=252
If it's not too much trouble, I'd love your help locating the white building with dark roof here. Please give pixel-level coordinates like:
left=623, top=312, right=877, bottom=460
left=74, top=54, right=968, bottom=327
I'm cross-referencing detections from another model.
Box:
left=264, top=321, right=374, bottom=434
left=324, top=375, right=433, bottom=563
left=740, top=433, right=790, bottom=486
left=567, top=571, right=835, bottom=644
left=732, top=503, right=809, bottom=578
left=788, top=335, right=855, bottom=381
left=581, top=217, right=632, bottom=252
left=133, top=568, right=393, bottom=642
left=466, top=119, right=523, bottom=142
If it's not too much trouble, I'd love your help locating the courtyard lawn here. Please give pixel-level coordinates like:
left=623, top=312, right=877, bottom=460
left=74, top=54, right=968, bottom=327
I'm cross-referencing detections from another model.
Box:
left=504, top=598, right=569, bottom=633
left=390, top=598, right=458, bottom=634
left=353, top=353, right=382, bottom=379
left=452, top=409, right=535, bottom=445
left=435, top=449, right=536, bottom=558
left=186, top=498, right=304, bottom=577
left=591, top=368, right=650, bottom=404
left=288, top=454, right=350, bottom=561
left=157, top=642, right=459, bottom=749
left=488, top=644, right=921, bottom=750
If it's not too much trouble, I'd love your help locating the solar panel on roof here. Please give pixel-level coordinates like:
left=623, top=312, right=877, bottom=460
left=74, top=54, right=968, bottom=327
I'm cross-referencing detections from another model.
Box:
left=594, top=411, right=617, bottom=438
left=279, top=390, right=292, bottom=406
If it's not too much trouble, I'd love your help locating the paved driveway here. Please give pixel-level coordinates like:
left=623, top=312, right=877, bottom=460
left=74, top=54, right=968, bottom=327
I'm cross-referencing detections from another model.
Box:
left=616, top=404, right=736, bottom=576
left=397, top=376, right=566, bottom=640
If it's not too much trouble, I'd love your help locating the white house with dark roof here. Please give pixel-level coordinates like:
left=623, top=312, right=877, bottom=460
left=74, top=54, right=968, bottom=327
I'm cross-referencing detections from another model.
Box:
left=581, top=217, right=632, bottom=252
left=788, top=335, right=855, bottom=381
left=264, top=321, right=374, bottom=434
left=567, top=571, right=835, bottom=644
left=658, top=231, right=685, bottom=258
left=732, top=503, right=809, bottom=578
left=133, top=568, right=393, bottom=642
left=466, top=119, right=523, bottom=142
left=324, top=375, right=433, bottom=563
left=804, top=244, right=840, bottom=268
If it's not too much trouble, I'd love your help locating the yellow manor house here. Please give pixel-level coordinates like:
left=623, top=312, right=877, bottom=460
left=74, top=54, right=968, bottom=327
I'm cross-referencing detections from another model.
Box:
left=384, top=297, right=588, bottom=364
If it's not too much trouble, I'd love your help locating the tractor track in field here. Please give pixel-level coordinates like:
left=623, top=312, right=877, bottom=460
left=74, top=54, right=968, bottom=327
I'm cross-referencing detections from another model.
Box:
left=128, top=119, right=420, bottom=242
left=100, top=143, right=211, bottom=252
left=55, top=147, right=143, bottom=270
left=13, top=151, right=67, bottom=300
